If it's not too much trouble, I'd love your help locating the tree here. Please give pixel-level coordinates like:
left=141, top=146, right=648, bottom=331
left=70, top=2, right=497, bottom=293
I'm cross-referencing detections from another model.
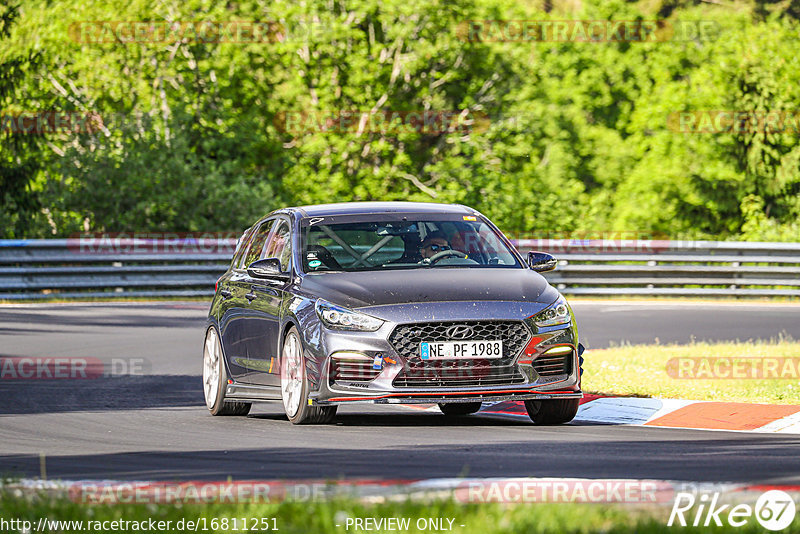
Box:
left=0, top=3, right=48, bottom=237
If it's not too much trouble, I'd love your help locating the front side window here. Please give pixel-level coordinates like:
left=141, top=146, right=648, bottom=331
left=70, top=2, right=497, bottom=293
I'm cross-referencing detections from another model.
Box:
left=230, top=227, right=253, bottom=269
left=300, top=214, right=520, bottom=272
left=263, top=220, right=292, bottom=272
left=241, top=220, right=274, bottom=268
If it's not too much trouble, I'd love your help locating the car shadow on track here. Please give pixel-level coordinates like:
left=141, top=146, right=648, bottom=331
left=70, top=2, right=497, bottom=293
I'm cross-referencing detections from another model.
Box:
left=0, top=375, right=204, bottom=414
left=249, top=411, right=535, bottom=427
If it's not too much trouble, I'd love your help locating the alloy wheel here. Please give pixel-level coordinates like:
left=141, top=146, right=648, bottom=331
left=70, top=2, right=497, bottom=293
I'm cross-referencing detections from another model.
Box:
left=203, top=327, right=221, bottom=409
left=281, top=331, right=304, bottom=417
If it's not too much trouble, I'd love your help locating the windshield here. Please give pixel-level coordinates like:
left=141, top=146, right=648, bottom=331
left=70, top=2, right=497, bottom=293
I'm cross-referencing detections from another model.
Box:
left=300, top=214, right=521, bottom=272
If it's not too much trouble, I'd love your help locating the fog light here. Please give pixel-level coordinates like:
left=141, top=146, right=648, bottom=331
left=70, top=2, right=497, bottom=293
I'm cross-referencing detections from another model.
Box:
left=542, top=345, right=573, bottom=356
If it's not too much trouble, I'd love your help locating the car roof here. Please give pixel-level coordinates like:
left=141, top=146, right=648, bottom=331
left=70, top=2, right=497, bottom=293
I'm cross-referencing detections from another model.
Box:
left=286, top=201, right=478, bottom=217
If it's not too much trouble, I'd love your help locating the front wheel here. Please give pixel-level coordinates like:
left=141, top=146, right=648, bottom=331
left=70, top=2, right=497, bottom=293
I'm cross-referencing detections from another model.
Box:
left=203, top=326, right=251, bottom=416
left=438, top=402, right=482, bottom=416
left=524, top=398, right=579, bottom=425
left=281, top=327, right=337, bottom=424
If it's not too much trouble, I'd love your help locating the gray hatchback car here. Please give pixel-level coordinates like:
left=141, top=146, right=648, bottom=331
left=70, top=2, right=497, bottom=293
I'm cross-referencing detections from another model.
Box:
left=203, top=202, right=583, bottom=424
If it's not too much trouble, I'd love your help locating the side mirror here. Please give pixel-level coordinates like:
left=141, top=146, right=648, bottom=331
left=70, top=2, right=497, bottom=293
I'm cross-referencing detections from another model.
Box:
left=527, top=251, right=557, bottom=272
left=247, top=258, right=289, bottom=279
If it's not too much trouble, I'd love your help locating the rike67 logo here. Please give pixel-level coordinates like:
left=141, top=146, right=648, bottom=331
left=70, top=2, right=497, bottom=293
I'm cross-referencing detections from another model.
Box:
left=668, top=490, right=796, bottom=530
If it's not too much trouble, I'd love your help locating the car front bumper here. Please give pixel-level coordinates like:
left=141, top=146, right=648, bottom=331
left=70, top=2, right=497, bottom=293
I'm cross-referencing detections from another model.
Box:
left=305, top=301, right=582, bottom=406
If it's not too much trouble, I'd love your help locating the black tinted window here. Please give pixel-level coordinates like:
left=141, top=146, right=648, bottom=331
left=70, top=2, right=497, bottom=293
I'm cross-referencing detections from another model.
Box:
left=300, top=216, right=520, bottom=272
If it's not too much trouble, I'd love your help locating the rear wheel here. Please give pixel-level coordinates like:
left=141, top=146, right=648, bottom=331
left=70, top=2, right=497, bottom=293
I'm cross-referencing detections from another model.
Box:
left=438, top=402, right=482, bottom=416
left=203, top=326, right=251, bottom=416
left=524, top=398, right=579, bottom=425
left=281, top=327, right=337, bottom=424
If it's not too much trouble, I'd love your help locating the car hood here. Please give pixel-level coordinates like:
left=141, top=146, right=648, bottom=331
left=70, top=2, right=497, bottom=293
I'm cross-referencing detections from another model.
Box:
left=298, top=268, right=557, bottom=309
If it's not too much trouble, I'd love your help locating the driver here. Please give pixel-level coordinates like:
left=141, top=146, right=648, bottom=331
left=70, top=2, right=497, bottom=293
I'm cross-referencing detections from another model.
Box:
left=419, top=232, right=451, bottom=260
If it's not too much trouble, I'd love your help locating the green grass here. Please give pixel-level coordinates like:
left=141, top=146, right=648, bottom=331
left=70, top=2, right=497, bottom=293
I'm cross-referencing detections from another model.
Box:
left=584, top=338, right=800, bottom=404
left=1, top=493, right=796, bottom=534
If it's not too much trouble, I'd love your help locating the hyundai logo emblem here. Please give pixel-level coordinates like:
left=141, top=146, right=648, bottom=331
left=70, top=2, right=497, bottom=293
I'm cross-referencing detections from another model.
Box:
left=445, top=325, right=475, bottom=340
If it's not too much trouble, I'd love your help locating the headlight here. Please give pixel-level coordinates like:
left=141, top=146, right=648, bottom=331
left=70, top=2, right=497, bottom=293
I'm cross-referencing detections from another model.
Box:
left=533, top=296, right=571, bottom=328
left=315, top=299, right=384, bottom=331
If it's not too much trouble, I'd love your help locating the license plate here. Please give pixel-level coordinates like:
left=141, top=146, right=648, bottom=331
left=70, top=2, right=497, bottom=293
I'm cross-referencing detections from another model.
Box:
left=419, top=340, right=503, bottom=360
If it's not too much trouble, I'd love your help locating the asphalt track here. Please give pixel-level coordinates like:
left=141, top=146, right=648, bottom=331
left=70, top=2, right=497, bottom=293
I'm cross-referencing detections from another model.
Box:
left=1, top=301, right=800, bottom=484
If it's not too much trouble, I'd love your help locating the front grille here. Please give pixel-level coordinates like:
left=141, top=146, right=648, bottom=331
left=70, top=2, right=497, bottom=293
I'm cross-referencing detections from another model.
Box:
left=532, top=351, right=573, bottom=376
left=389, top=321, right=530, bottom=361
left=330, top=355, right=381, bottom=382
left=389, top=320, right=530, bottom=388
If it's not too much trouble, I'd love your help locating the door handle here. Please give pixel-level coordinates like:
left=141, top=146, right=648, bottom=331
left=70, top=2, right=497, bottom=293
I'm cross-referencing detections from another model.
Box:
left=245, top=292, right=257, bottom=302
left=251, top=284, right=278, bottom=296
left=219, top=289, right=232, bottom=299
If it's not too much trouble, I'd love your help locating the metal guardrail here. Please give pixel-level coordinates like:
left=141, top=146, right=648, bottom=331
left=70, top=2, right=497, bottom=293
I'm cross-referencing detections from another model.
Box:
left=0, top=238, right=235, bottom=300
left=1, top=238, right=799, bottom=300
left=516, top=239, right=800, bottom=297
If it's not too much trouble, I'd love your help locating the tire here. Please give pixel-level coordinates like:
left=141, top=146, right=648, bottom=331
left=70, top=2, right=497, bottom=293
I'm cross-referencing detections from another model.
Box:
left=438, top=402, right=482, bottom=416
left=281, top=327, right=337, bottom=425
left=203, top=326, right=251, bottom=416
left=524, top=398, right=579, bottom=425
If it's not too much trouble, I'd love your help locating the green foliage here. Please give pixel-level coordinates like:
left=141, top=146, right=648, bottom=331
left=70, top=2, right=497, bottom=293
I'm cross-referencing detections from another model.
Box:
left=0, top=3, right=48, bottom=238
left=2, top=0, right=800, bottom=239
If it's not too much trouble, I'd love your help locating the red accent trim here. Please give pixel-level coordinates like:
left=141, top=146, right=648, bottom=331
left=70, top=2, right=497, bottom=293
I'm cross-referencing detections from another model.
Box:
left=327, top=389, right=579, bottom=402
left=523, top=336, right=544, bottom=354
left=518, top=336, right=544, bottom=364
